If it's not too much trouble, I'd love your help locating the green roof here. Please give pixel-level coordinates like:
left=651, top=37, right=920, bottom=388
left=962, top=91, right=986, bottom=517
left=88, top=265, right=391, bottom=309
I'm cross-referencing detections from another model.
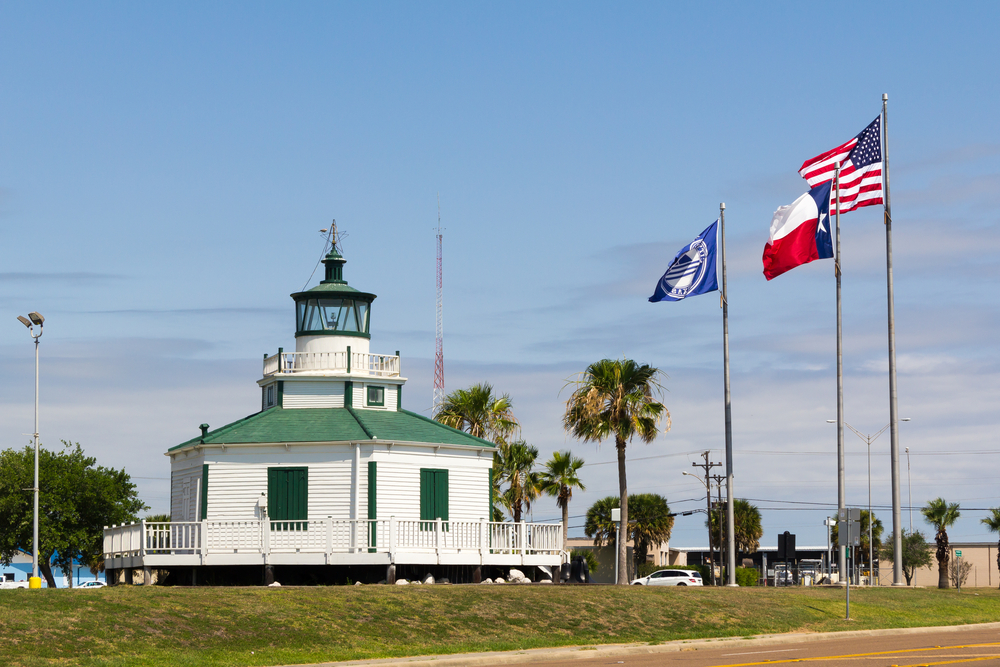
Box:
left=169, top=407, right=497, bottom=452
left=291, top=281, right=374, bottom=299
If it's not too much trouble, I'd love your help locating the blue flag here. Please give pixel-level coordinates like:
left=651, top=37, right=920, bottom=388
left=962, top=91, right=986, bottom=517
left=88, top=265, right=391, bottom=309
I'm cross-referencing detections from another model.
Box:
left=648, top=221, right=719, bottom=302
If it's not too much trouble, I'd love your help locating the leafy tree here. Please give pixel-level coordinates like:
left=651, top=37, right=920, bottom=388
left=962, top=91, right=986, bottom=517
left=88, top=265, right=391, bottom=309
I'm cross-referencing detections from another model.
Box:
left=539, top=450, right=586, bottom=546
left=628, top=493, right=674, bottom=573
left=922, top=497, right=961, bottom=589
left=496, top=440, right=540, bottom=523
left=879, top=529, right=932, bottom=586
left=564, top=359, right=669, bottom=585
left=0, top=442, right=147, bottom=588
left=981, top=507, right=1000, bottom=588
left=829, top=510, right=884, bottom=566
left=708, top=499, right=763, bottom=557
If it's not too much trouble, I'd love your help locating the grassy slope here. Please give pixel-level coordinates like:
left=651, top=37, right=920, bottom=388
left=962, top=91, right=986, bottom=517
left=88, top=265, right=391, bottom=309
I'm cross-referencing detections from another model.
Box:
left=1, top=585, right=999, bottom=667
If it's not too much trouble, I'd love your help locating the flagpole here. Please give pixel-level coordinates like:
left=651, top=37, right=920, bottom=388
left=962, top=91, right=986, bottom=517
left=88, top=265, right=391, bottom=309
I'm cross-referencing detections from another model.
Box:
left=835, top=162, right=847, bottom=585
left=882, top=93, right=904, bottom=586
left=720, top=202, right=737, bottom=586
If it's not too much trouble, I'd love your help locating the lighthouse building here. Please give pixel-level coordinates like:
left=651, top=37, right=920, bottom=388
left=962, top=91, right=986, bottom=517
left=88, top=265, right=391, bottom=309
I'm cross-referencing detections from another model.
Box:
left=103, top=246, right=562, bottom=584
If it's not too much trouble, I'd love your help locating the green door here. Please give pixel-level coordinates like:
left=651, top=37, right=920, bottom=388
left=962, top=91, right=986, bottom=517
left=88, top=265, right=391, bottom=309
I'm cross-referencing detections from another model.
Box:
left=420, top=469, right=449, bottom=530
left=268, top=467, right=308, bottom=530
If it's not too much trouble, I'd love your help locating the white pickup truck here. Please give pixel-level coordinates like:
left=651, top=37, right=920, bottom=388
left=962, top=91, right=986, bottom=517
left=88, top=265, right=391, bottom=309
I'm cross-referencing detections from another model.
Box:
left=0, top=579, right=30, bottom=589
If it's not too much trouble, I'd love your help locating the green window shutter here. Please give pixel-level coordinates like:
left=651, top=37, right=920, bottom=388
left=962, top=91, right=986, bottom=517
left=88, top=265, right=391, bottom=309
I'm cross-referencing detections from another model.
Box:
left=200, top=464, right=209, bottom=520
left=435, top=470, right=449, bottom=523
left=368, top=461, right=377, bottom=550
left=420, top=469, right=448, bottom=531
left=420, top=469, right=434, bottom=525
left=488, top=467, right=494, bottom=522
left=268, top=467, right=308, bottom=530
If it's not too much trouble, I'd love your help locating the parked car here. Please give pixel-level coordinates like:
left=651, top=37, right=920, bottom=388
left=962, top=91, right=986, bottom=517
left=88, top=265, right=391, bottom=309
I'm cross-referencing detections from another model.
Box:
left=631, top=569, right=703, bottom=586
left=0, top=580, right=30, bottom=589
left=78, top=580, right=106, bottom=588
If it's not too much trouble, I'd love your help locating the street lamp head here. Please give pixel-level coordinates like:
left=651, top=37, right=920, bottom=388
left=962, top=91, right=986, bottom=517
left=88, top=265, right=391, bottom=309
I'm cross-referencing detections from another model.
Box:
left=28, top=312, right=44, bottom=326
left=826, top=420, right=836, bottom=423
left=901, top=418, right=911, bottom=422
left=17, top=315, right=31, bottom=328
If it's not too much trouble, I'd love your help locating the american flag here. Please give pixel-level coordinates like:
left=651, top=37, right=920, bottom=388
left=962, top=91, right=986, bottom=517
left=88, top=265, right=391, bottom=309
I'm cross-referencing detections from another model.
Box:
left=799, top=115, right=883, bottom=215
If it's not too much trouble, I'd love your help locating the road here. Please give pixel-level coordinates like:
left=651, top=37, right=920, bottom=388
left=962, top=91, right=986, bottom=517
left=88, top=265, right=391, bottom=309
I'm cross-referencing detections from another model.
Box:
left=324, top=624, right=1000, bottom=667
left=511, top=625, right=1000, bottom=667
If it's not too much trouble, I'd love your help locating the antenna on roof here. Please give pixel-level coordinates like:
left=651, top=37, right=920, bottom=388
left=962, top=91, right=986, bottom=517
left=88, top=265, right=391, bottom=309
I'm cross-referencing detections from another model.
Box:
left=433, top=195, right=445, bottom=415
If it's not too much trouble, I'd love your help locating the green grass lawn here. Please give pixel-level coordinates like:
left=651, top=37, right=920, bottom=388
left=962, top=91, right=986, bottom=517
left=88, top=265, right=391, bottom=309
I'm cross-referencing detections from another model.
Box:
left=1, top=585, right=999, bottom=667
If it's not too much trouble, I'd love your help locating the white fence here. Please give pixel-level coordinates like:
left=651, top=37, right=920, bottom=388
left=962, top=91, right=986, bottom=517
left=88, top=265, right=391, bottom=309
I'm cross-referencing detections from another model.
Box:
left=262, top=351, right=400, bottom=377
left=104, top=518, right=562, bottom=564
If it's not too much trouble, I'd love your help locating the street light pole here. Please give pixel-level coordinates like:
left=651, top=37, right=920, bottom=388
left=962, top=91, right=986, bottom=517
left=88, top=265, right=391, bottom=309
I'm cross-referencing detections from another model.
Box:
left=905, top=447, right=912, bottom=534
left=831, top=417, right=910, bottom=586
left=17, top=312, right=44, bottom=586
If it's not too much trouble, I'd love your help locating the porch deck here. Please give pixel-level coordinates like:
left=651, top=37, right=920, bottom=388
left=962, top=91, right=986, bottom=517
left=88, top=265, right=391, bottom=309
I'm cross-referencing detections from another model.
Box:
left=103, top=519, right=564, bottom=570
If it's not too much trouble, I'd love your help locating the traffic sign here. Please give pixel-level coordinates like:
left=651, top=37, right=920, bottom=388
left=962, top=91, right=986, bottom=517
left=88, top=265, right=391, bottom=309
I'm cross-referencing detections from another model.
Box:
left=956, top=550, right=962, bottom=557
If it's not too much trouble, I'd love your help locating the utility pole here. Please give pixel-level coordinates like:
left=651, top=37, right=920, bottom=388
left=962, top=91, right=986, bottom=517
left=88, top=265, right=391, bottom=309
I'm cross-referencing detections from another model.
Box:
left=711, top=473, right=726, bottom=585
left=691, top=452, right=721, bottom=585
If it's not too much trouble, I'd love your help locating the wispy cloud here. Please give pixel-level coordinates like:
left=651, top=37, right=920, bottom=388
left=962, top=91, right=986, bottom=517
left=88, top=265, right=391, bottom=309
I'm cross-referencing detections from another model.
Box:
left=0, top=272, right=124, bottom=283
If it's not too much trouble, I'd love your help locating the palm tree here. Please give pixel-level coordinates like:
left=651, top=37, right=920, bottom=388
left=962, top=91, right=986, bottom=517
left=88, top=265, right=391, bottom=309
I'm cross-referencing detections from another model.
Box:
left=564, top=359, right=669, bottom=585
left=435, top=383, right=519, bottom=445
left=539, top=450, right=586, bottom=545
left=921, top=497, right=961, bottom=589
left=709, top=499, right=763, bottom=558
left=981, top=508, right=1000, bottom=588
left=859, top=511, right=884, bottom=568
left=435, top=383, right=519, bottom=522
left=829, top=510, right=883, bottom=567
left=628, top=493, right=674, bottom=574
left=496, top=440, right=540, bottom=523
left=584, top=495, right=619, bottom=549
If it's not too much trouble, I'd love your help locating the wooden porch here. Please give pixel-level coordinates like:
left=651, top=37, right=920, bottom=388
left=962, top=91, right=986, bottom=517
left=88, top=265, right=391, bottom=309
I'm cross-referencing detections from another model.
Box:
left=103, top=518, right=564, bottom=573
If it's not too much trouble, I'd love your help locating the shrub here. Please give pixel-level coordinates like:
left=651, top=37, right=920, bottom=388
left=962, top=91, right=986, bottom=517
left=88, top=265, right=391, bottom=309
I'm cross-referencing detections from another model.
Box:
left=735, top=567, right=759, bottom=587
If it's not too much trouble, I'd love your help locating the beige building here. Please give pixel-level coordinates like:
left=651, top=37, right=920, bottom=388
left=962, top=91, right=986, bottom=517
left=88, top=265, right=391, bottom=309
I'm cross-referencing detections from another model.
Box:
left=907, top=541, right=999, bottom=588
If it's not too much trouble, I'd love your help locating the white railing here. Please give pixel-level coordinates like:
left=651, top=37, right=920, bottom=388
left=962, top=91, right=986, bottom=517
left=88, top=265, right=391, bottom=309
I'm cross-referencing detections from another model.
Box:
left=262, top=351, right=399, bottom=377
left=104, top=518, right=562, bottom=561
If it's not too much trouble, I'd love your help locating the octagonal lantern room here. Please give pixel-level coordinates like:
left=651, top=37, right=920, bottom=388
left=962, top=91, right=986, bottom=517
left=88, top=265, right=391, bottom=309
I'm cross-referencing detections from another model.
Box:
left=290, top=247, right=376, bottom=356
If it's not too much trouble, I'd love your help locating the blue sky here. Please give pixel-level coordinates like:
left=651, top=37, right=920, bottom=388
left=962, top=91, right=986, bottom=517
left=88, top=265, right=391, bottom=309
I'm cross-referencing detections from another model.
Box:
left=2, top=2, right=999, bottom=552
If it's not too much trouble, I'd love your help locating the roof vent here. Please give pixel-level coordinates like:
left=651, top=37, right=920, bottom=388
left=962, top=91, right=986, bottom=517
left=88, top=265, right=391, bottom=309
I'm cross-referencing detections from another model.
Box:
left=199, top=423, right=209, bottom=437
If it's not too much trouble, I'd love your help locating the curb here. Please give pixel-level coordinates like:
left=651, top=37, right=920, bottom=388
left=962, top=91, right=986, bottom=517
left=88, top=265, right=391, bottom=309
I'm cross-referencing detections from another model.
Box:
left=283, top=622, right=1000, bottom=667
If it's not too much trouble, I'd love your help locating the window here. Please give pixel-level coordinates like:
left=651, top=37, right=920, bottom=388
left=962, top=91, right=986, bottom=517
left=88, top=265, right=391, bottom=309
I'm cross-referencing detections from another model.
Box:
left=367, top=385, right=385, bottom=407
left=266, top=385, right=274, bottom=407
left=420, top=468, right=449, bottom=531
left=268, top=467, right=308, bottom=531
left=296, top=298, right=370, bottom=334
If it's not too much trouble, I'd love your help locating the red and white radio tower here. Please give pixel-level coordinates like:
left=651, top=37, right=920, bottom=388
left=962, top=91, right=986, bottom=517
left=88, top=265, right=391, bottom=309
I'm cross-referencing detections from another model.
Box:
left=433, top=197, right=445, bottom=414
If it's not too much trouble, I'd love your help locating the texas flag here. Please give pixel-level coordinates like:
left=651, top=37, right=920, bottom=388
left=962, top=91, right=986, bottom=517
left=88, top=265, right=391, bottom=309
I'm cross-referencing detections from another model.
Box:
left=762, top=181, right=833, bottom=281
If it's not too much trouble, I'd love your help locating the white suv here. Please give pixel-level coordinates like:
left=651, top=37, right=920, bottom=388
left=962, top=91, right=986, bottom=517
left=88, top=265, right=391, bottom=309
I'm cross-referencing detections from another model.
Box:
left=631, top=569, right=704, bottom=586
